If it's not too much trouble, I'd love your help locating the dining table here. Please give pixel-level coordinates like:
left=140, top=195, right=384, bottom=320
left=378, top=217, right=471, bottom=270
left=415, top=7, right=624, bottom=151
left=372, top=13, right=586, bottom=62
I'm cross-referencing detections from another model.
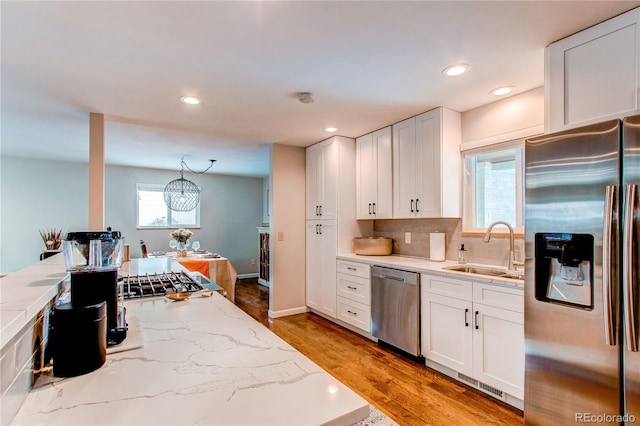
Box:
left=164, top=252, right=238, bottom=303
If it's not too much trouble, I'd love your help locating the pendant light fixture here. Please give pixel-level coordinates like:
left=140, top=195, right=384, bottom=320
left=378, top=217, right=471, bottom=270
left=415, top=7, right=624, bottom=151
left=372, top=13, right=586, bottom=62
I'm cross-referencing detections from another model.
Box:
left=164, top=158, right=215, bottom=211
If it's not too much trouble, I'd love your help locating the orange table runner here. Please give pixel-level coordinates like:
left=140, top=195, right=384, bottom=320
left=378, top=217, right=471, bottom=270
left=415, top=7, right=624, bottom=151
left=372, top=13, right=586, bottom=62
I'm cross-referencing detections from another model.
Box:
left=176, top=259, right=209, bottom=277
left=172, top=254, right=238, bottom=303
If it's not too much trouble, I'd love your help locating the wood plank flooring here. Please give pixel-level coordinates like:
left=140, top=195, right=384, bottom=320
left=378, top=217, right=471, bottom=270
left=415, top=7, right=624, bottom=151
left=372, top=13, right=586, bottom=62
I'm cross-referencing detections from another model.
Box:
left=234, top=278, right=524, bottom=426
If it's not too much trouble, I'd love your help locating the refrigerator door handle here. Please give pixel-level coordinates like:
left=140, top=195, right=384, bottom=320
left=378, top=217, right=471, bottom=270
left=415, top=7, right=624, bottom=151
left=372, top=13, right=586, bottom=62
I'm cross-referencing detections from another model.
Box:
left=603, top=185, right=617, bottom=346
left=625, top=183, right=638, bottom=351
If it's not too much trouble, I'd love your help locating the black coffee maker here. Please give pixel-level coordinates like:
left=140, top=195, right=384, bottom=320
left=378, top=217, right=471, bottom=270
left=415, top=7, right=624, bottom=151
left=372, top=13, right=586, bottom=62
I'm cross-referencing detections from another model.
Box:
left=52, top=230, right=126, bottom=377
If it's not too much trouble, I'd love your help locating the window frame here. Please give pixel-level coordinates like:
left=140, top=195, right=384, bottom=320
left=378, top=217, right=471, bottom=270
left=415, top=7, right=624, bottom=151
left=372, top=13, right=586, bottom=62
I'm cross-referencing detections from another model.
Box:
left=136, top=183, right=201, bottom=229
left=461, top=139, right=525, bottom=236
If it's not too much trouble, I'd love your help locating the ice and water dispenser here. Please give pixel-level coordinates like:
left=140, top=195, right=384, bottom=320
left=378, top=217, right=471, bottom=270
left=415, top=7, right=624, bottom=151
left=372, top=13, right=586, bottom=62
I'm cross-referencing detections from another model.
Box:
left=534, top=233, right=594, bottom=309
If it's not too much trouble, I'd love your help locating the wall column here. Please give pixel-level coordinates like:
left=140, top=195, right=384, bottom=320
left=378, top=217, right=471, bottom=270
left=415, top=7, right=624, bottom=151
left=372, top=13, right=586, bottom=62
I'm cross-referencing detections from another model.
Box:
left=89, top=112, right=105, bottom=230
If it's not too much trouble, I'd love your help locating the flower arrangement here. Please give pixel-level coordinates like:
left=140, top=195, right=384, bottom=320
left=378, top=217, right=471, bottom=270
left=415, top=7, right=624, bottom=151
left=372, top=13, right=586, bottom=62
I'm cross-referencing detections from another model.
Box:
left=170, top=228, right=193, bottom=244
left=39, top=228, right=63, bottom=250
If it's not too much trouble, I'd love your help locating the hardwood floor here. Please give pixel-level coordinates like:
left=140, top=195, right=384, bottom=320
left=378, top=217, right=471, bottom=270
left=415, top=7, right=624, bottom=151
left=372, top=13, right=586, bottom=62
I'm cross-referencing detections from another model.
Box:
left=234, top=278, right=524, bottom=426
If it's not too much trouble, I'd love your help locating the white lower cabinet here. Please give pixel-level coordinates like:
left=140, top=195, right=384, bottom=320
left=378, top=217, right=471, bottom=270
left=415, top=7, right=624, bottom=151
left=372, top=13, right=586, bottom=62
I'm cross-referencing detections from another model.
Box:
left=335, top=259, right=371, bottom=332
left=421, top=274, right=524, bottom=402
left=306, top=221, right=337, bottom=317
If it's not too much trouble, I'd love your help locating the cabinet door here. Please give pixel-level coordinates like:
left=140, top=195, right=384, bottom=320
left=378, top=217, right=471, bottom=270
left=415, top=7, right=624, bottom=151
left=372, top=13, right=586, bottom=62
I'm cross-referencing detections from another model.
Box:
left=305, top=222, right=323, bottom=310
left=356, top=133, right=375, bottom=219
left=415, top=109, right=442, bottom=217
left=546, top=8, right=640, bottom=132
left=306, top=145, right=322, bottom=219
left=319, top=141, right=338, bottom=220
left=372, top=126, right=393, bottom=219
left=421, top=292, right=474, bottom=376
left=305, top=221, right=337, bottom=317
left=393, top=117, right=417, bottom=218
left=473, top=303, right=524, bottom=400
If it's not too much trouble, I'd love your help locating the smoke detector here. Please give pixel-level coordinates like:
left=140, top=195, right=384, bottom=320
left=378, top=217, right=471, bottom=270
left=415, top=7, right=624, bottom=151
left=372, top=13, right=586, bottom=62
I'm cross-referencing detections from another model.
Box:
left=297, top=92, right=315, bottom=104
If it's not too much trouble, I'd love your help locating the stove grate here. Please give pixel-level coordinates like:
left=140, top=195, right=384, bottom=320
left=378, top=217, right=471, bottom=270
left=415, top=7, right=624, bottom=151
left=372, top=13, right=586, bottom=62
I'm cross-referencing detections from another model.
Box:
left=119, top=271, right=203, bottom=299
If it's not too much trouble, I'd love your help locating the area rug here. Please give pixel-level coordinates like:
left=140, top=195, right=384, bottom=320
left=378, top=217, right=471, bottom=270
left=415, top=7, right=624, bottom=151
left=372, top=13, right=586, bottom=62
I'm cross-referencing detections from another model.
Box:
left=352, top=405, right=399, bottom=426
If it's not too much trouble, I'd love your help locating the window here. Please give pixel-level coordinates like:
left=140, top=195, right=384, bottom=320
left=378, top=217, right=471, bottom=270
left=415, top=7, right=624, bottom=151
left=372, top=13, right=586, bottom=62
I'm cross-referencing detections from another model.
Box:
left=462, top=141, right=524, bottom=233
left=136, top=184, right=200, bottom=228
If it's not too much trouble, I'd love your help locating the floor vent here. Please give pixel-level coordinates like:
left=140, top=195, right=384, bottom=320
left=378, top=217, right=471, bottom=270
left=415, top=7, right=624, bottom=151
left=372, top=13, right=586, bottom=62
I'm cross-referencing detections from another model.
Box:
left=478, top=382, right=504, bottom=399
left=457, top=373, right=505, bottom=400
left=457, top=373, right=478, bottom=387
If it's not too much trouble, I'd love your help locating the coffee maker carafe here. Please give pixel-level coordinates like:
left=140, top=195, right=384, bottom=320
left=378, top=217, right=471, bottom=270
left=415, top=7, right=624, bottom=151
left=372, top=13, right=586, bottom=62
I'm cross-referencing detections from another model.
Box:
left=62, top=230, right=127, bottom=346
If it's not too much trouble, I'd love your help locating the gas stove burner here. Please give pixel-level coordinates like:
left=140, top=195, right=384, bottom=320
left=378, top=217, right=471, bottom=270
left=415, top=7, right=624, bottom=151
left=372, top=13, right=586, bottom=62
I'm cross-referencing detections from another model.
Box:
left=119, top=271, right=203, bottom=299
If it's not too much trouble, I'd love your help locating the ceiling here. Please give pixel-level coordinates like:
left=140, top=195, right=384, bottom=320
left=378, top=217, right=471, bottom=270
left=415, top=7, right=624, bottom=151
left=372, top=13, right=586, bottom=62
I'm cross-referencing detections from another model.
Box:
left=2, top=1, right=639, bottom=178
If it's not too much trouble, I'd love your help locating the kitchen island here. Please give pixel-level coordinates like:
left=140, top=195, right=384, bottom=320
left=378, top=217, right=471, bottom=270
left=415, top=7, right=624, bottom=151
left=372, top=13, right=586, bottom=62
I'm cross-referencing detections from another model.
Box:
left=8, top=258, right=369, bottom=425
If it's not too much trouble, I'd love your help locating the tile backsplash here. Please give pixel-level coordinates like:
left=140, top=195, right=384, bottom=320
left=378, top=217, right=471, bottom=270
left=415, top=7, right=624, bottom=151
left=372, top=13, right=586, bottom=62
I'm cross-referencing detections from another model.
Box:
left=372, top=218, right=524, bottom=268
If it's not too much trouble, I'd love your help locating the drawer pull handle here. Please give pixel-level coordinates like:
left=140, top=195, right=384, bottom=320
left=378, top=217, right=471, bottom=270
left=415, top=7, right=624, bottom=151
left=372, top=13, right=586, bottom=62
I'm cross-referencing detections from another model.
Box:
left=347, top=286, right=357, bottom=290
left=347, top=310, right=357, bottom=316
left=347, top=267, right=357, bottom=271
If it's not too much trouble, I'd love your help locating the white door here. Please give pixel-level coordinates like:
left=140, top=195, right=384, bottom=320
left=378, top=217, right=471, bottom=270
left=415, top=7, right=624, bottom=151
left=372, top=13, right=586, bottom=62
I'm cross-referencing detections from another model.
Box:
left=372, top=126, right=392, bottom=219
left=472, top=303, right=524, bottom=399
left=393, top=117, right=417, bottom=218
left=421, top=292, right=474, bottom=376
left=546, top=8, right=640, bottom=132
left=305, top=220, right=337, bottom=317
left=356, top=133, right=375, bottom=219
left=415, top=109, right=442, bottom=218
left=305, top=222, right=323, bottom=310
left=319, top=140, right=338, bottom=220
left=306, top=146, right=322, bottom=219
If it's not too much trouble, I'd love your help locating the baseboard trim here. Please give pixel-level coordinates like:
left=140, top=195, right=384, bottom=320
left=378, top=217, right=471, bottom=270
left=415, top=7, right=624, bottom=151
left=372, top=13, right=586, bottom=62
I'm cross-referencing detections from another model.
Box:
left=237, top=273, right=258, bottom=279
left=269, top=306, right=308, bottom=319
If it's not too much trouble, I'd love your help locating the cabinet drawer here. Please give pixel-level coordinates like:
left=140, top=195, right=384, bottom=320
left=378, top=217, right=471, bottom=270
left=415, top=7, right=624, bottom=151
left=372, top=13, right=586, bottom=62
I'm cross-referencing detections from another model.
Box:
left=422, top=274, right=472, bottom=301
left=336, top=259, right=370, bottom=279
left=337, top=273, right=371, bottom=305
left=473, top=283, right=523, bottom=313
left=337, top=297, right=371, bottom=332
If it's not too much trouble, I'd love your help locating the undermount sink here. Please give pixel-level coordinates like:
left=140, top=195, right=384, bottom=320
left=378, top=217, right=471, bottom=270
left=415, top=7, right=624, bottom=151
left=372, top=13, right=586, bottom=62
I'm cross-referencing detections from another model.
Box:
left=444, top=265, right=524, bottom=281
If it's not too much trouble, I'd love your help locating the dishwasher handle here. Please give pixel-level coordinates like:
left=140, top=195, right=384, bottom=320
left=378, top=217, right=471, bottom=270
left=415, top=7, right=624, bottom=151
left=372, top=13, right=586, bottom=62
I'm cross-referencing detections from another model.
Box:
left=371, top=266, right=419, bottom=285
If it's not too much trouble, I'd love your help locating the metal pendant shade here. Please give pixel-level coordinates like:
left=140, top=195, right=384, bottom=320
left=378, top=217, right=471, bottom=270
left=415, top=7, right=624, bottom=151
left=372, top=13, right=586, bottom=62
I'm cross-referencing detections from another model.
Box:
left=164, top=175, right=200, bottom=211
left=163, top=158, right=215, bottom=212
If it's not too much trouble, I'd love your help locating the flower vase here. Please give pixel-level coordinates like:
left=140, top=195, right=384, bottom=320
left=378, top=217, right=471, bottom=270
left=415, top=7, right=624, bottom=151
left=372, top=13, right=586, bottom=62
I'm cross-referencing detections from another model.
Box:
left=177, top=242, right=187, bottom=257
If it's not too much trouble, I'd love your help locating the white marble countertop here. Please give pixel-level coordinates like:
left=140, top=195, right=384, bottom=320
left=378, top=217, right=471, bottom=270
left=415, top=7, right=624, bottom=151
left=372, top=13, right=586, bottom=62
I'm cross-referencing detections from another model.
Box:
left=11, top=259, right=369, bottom=425
left=336, top=253, right=524, bottom=289
left=0, top=254, right=68, bottom=349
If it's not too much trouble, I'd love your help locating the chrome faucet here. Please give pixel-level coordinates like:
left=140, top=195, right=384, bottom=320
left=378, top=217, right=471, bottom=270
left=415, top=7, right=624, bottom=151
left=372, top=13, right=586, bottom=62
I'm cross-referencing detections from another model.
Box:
left=483, top=221, right=522, bottom=272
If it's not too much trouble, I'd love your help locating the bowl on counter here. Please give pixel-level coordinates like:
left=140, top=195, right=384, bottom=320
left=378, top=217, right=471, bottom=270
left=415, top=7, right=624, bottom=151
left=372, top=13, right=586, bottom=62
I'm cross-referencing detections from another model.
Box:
left=352, top=237, right=393, bottom=256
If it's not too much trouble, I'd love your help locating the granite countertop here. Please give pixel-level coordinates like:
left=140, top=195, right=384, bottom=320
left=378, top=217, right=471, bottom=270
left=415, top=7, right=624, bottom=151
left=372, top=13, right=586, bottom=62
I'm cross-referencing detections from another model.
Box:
left=10, top=258, right=370, bottom=425
left=336, top=253, right=524, bottom=289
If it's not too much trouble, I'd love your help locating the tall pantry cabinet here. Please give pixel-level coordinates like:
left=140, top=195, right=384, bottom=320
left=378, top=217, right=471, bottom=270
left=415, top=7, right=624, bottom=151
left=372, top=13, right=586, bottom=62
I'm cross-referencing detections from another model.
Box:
left=305, top=136, right=358, bottom=318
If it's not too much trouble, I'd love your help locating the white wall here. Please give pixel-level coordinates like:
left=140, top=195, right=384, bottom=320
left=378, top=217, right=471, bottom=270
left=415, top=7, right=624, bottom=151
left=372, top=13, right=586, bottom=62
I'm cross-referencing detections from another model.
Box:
left=0, top=156, right=89, bottom=272
left=461, top=86, right=545, bottom=149
left=0, top=157, right=264, bottom=274
left=269, top=143, right=306, bottom=317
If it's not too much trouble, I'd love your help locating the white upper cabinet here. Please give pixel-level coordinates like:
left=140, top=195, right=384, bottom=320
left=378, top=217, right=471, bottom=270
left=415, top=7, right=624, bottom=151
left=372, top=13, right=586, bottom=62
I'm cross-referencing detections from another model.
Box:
left=392, top=107, right=461, bottom=218
left=306, top=138, right=338, bottom=220
left=546, top=7, right=640, bottom=132
left=356, top=126, right=392, bottom=219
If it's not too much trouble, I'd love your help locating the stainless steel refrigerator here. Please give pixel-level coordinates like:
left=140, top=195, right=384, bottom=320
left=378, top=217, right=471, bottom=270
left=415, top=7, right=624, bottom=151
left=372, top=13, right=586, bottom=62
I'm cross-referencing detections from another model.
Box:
left=524, top=115, right=639, bottom=424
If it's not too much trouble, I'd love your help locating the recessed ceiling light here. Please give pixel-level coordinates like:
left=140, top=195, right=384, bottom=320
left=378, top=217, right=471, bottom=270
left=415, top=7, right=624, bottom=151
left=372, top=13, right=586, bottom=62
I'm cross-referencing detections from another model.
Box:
left=325, top=127, right=337, bottom=133
left=443, top=64, right=468, bottom=77
left=490, top=86, right=514, bottom=96
left=180, top=96, right=200, bottom=105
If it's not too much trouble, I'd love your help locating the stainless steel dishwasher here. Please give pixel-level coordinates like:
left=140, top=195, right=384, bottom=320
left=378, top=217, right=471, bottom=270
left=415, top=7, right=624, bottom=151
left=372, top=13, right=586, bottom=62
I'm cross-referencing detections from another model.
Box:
left=371, top=265, right=421, bottom=357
